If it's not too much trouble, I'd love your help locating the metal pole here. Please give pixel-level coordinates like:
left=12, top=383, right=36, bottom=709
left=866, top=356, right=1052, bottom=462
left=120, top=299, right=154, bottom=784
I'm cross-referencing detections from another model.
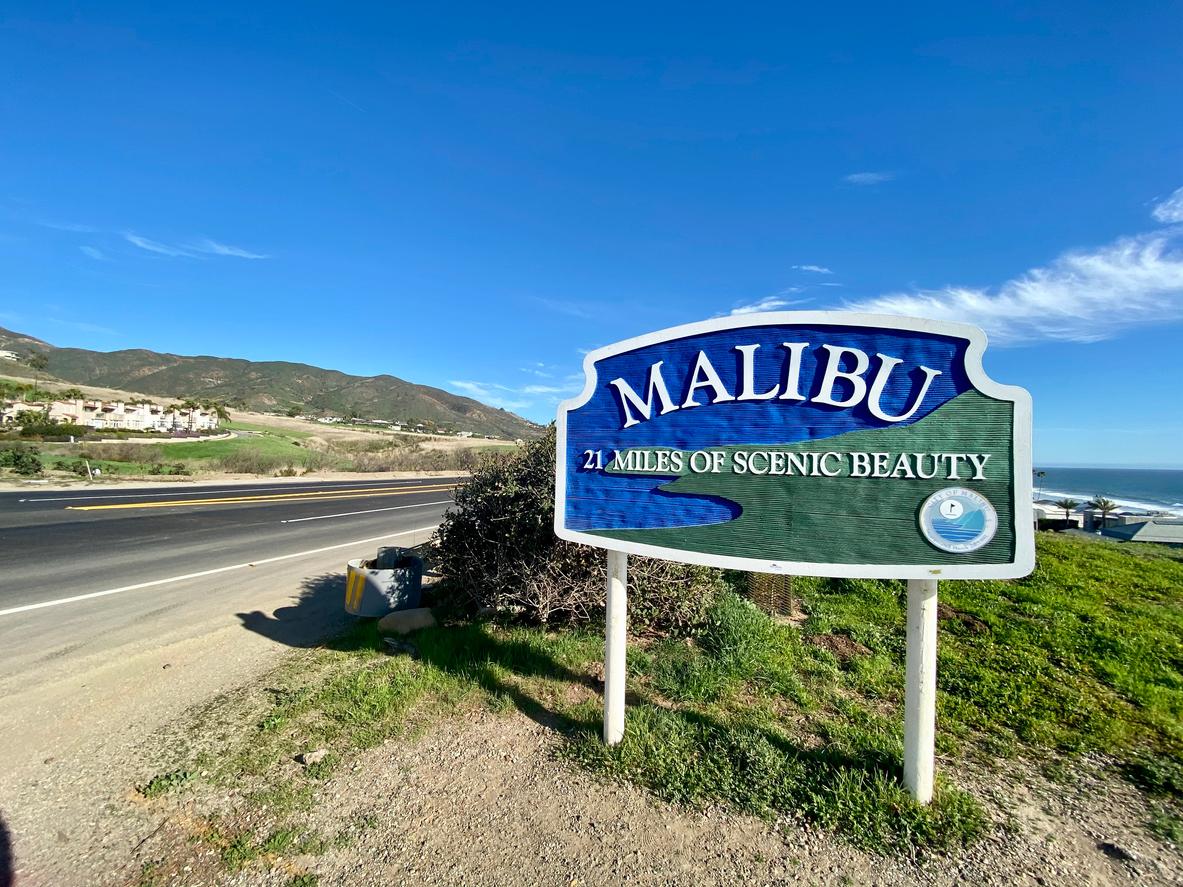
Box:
left=603, top=550, right=628, bottom=745
left=903, top=578, right=939, bottom=804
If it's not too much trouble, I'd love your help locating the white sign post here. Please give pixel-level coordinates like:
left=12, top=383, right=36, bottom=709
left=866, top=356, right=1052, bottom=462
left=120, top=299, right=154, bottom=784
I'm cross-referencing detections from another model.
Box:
left=603, top=550, right=628, bottom=745
left=903, top=578, right=939, bottom=803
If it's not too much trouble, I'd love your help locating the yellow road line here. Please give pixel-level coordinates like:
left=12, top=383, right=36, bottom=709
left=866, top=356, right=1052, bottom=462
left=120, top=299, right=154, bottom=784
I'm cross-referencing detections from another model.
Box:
left=66, top=483, right=457, bottom=511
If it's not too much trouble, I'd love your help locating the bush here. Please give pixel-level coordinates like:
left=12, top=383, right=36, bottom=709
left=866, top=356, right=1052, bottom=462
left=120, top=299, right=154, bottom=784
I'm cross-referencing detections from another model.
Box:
left=215, top=449, right=332, bottom=474
left=149, top=462, right=189, bottom=476
left=18, top=419, right=92, bottom=439
left=60, top=458, right=92, bottom=477
left=434, top=427, right=727, bottom=633
left=79, top=442, right=164, bottom=464
left=0, top=444, right=43, bottom=476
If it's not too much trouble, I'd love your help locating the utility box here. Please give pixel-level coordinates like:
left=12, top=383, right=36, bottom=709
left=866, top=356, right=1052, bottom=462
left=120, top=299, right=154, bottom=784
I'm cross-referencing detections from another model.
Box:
left=344, top=548, right=424, bottom=616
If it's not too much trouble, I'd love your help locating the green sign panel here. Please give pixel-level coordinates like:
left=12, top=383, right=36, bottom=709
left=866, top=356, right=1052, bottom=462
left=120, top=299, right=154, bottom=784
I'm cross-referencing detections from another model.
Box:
left=555, top=312, right=1033, bottom=579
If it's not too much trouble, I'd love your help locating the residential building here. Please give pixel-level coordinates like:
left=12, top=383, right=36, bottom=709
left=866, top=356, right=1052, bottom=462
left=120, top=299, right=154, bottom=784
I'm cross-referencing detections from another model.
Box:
left=0, top=397, right=220, bottom=432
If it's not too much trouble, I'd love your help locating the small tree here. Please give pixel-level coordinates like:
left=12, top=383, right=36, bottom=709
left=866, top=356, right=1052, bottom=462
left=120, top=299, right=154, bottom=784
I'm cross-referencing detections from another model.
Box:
left=1054, top=498, right=1080, bottom=527
left=1034, top=470, right=1047, bottom=497
left=26, top=352, right=49, bottom=384
left=1087, top=496, right=1118, bottom=530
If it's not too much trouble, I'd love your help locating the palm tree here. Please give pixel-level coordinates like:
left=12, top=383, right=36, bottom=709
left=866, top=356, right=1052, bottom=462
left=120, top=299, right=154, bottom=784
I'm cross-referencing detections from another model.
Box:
left=26, top=353, right=48, bottom=387
left=1054, top=498, right=1080, bottom=527
left=1087, top=496, right=1118, bottom=530
left=1034, top=470, right=1047, bottom=497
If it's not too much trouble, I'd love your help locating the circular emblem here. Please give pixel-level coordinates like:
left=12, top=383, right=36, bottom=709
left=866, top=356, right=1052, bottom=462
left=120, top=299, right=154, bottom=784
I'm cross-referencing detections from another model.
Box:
left=919, top=487, right=998, bottom=553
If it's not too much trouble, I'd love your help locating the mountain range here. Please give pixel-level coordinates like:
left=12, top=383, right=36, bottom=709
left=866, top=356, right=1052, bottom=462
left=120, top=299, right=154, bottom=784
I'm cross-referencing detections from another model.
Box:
left=0, top=326, right=542, bottom=439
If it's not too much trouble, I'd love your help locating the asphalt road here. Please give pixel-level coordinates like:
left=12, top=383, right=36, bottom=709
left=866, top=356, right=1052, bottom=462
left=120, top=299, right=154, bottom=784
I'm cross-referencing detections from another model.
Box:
left=0, top=475, right=460, bottom=689
left=0, top=476, right=460, bottom=613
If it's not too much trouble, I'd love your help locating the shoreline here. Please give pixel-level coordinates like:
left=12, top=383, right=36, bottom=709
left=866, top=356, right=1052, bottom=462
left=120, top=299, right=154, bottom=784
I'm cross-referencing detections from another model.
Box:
left=1033, top=486, right=1183, bottom=517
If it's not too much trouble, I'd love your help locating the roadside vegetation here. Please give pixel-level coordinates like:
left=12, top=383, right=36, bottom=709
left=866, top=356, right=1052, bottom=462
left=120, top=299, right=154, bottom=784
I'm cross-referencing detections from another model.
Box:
left=0, top=416, right=504, bottom=480
left=129, top=431, right=1183, bottom=883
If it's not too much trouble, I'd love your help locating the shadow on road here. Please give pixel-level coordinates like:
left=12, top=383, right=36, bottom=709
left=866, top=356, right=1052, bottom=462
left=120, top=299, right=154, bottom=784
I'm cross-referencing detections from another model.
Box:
left=235, top=572, right=351, bottom=648
left=0, top=811, right=13, bottom=887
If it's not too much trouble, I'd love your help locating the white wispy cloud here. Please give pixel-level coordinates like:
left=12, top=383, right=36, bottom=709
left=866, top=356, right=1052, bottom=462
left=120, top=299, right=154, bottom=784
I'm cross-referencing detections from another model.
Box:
left=450, top=367, right=586, bottom=414
left=124, top=232, right=268, bottom=259
left=1152, top=186, right=1183, bottom=224
left=521, top=384, right=567, bottom=395
left=726, top=296, right=790, bottom=316
left=192, top=238, right=269, bottom=259
left=844, top=171, right=894, bottom=185
left=530, top=296, right=596, bottom=319
left=38, top=220, right=98, bottom=233
left=79, top=245, right=107, bottom=260
left=792, top=264, right=832, bottom=274
left=124, top=233, right=194, bottom=257
left=448, top=380, right=533, bottom=411
left=847, top=210, right=1183, bottom=345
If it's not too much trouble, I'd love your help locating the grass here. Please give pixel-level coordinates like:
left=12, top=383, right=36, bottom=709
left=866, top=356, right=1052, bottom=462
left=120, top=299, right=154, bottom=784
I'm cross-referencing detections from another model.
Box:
left=223, top=420, right=313, bottom=439
left=30, top=418, right=488, bottom=478
left=138, top=769, right=194, bottom=798
left=139, top=533, right=1183, bottom=874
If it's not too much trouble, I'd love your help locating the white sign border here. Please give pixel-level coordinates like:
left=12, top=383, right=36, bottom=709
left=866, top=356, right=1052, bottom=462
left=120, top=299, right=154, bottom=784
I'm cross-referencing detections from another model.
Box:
left=554, top=311, right=1034, bottom=580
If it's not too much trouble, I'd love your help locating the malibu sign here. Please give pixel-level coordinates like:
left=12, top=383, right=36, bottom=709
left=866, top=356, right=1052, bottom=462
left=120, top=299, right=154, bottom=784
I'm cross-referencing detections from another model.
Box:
left=555, top=312, right=1033, bottom=579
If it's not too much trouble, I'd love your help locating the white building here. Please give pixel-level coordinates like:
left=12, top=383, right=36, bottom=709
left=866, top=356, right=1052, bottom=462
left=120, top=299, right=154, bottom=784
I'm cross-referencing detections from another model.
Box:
left=0, top=398, right=220, bottom=433
left=0, top=350, right=19, bottom=361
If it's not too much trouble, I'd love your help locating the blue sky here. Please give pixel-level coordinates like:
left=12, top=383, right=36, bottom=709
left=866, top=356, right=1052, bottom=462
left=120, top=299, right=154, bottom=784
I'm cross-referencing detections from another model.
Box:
left=1, top=3, right=1181, bottom=466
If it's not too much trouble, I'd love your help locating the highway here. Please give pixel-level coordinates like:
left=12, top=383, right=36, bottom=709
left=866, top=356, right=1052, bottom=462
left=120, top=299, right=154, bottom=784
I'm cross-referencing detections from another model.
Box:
left=0, top=475, right=460, bottom=684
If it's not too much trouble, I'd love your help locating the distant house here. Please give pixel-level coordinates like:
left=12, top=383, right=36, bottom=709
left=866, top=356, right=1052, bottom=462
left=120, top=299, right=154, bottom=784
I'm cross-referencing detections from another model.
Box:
left=0, top=349, right=19, bottom=361
left=1102, top=519, right=1183, bottom=547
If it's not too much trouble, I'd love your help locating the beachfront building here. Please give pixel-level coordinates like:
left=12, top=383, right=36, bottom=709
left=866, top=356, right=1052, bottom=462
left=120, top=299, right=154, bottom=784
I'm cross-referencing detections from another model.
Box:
left=1034, top=499, right=1168, bottom=531
left=1102, top=519, right=1183, bottom=547
left=0, top=397, right=220, bottom=433
left=1034, top=502, right=1085, bottom=528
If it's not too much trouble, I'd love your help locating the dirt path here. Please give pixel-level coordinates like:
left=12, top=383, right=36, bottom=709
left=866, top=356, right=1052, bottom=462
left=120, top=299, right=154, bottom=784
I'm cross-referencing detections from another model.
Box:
left=120, top=709, right=1179, bottom=887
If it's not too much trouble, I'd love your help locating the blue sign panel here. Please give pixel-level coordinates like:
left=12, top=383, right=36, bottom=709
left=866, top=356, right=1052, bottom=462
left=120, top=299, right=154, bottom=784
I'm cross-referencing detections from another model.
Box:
left=555, top=312, right=1033, bottom=579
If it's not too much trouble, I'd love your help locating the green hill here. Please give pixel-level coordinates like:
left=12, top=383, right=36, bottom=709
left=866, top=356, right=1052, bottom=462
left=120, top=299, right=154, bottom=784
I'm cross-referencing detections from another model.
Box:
left=0, top=326, right=541, bottom=439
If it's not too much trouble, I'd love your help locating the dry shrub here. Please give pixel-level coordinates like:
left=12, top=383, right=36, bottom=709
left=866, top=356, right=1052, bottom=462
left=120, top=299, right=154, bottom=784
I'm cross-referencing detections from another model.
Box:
left=216, top=449, right=334, bottom=474
left=434, top=428, right=726, bottom=633
left=346, top=445, right=479, bottom=473
left=79, top=442, right=164, bottom=464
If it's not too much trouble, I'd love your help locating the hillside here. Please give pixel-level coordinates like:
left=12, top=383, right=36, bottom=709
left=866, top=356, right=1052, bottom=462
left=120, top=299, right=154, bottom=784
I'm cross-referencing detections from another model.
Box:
left=0, top=326, right=541, bottom=439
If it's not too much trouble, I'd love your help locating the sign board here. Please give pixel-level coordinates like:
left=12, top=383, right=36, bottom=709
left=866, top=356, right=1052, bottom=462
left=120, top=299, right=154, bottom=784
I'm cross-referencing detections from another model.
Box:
left=555, top=312, right=1033, bottom=579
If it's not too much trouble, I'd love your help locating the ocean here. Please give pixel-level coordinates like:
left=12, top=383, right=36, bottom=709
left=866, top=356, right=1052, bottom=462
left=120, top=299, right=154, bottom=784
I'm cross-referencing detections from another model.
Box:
left=1032, top=467, right=1183, bottom=516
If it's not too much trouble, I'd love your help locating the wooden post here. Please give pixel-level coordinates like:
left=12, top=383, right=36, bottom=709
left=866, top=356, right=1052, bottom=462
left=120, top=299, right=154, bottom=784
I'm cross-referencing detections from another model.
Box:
left=903, top=578, right=938, bottom=804
left=603, top=550, right=628, bottom=745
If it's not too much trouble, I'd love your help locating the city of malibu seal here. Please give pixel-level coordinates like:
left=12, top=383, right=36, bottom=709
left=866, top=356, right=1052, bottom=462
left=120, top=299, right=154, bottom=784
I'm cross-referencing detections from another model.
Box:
left=919, top=487, right=998, bottom=553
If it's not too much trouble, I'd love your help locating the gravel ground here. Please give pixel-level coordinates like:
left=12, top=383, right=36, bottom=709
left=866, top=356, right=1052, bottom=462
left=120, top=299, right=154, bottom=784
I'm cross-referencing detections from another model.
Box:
left=125, top=711, right=1182, bottom=887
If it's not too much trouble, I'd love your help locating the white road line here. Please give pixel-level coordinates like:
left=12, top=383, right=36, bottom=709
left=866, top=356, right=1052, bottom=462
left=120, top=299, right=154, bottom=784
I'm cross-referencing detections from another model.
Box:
left=280, top=500, right=452, bottom=524
left=0, top=525, right=440, bottom=618
left=16, top=477, right=460, bottom=504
